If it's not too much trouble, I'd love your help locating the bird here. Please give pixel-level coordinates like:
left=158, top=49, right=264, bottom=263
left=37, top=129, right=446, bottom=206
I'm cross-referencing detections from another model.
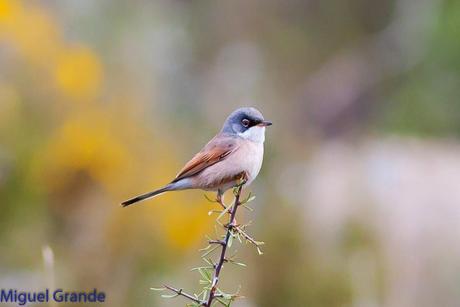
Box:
left=121, top=107, right=272, bottom=207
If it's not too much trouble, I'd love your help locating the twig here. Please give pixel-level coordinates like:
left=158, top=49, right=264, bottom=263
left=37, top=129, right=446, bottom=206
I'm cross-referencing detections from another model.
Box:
left=233, top=226, right=264, bottom=247
left=209, top=240, right=225, bottom=246
left=163, top=285, right=205, bottom=305
left=206, top=184, right=243, bottom=307
left=155, top=175, right=262, bottom=306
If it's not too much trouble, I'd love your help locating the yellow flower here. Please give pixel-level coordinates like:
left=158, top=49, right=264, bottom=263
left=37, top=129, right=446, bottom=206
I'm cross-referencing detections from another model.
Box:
left=54, top=47, right=103, bottom=100
left=0, top=0, right=61, bottom=67
left=0, top=0, right=19, bottom=23
left=37, top=109, right=130, bottom=192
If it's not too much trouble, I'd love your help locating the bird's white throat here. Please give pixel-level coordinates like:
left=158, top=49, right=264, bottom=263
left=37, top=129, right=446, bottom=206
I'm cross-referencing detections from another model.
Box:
left=238, top=126, right=265, bottom=143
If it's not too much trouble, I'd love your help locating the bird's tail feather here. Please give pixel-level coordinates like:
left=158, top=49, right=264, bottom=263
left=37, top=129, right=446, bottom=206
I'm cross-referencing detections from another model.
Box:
left=121, top=185, right=171, bottom=207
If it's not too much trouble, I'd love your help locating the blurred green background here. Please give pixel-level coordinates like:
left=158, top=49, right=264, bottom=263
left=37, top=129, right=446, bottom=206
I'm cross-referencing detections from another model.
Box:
left=1, top=0, right=460, bottom=306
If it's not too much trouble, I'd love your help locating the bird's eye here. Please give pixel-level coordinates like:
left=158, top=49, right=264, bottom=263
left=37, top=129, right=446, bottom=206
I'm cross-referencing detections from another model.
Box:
left=242, top=119, right=250, bottom=127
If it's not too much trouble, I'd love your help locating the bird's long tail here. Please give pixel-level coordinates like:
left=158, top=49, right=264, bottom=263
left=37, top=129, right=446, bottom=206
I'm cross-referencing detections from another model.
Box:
left=121, top=185, right=171, bottom=207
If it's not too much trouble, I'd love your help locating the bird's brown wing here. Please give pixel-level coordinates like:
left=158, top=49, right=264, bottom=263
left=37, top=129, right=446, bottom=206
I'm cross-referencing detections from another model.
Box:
left=172, top=134, right=238, bottom=183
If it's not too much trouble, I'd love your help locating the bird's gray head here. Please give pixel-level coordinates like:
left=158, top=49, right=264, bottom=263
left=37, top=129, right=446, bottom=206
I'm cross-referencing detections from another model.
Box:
left=221, top=107, right=272, bottom=143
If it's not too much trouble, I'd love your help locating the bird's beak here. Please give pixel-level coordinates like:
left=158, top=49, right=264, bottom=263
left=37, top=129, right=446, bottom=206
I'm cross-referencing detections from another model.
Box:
left=258, top=120, right=272, bottom=127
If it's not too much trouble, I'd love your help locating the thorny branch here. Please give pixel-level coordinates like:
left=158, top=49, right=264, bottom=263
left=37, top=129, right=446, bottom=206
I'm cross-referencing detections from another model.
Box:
left=152, top=179, right=263, bottom=307
left=206, top=184, right=243, bottom=306
left=161, top=285, right=205, bottom=305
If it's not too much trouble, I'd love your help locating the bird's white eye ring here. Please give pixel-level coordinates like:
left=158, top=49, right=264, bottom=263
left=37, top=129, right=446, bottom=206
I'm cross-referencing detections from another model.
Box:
left=242, top=119, right=250, bottom=127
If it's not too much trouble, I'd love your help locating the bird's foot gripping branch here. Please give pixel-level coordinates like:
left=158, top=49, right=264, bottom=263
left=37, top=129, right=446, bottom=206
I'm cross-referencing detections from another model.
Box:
left=152, top=184, right=264, bottom=306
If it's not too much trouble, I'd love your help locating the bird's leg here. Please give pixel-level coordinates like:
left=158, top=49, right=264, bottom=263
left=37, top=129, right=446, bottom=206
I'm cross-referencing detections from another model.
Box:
left=234, top=171, right=248, bottom=191
left=216, top=189, right=227, bottom=210
left=216, top=172, right=248, bottom=222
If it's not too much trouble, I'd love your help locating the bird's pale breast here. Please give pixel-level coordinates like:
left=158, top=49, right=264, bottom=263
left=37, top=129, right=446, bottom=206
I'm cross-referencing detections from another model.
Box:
left=193, top=139, right=264, bottom=191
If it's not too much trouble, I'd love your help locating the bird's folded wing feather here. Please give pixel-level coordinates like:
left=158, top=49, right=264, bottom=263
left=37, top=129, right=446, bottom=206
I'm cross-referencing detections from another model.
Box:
left=172, top=135, right=238, bottom=182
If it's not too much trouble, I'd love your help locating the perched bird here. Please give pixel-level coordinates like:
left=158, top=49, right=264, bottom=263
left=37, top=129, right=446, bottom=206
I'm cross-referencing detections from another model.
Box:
left=121, top=107, right=272, bottom=207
